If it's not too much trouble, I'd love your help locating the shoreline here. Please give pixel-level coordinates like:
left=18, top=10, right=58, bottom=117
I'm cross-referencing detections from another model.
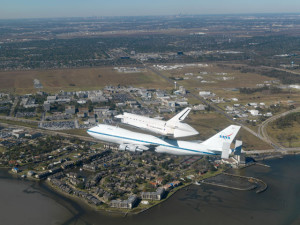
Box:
left=45, top=178, right=194, bottom=216
left=1, top=154, right=300, bottom=225
left=252, top=151, right=300, bottom=161
left=1, top=166, right=200, bottom=215
left=1, top=167, right=240, bottom=215
left=1, top=154, right=298, bottom=216
left=3, top=166, right=195, bottom=216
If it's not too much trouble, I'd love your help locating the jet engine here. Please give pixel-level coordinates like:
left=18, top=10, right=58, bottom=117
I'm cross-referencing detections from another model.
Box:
left=118, top=144, right=148, bottom=152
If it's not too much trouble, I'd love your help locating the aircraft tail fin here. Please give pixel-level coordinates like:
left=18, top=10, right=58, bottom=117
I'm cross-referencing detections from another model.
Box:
left=202, top=125, right=241, bottom=150
left=167, top=107, right=191, bottom=124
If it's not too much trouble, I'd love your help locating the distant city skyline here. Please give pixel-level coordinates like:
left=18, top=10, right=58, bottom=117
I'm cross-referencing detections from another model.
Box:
left=1, top=0, right=300, bottom=19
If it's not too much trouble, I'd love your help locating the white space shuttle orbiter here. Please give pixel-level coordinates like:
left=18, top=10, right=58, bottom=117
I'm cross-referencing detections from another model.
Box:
left=115, top=107, right=199, bottom=138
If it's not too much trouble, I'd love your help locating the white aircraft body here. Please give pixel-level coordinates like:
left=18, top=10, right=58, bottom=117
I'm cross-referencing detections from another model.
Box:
left=115, top=107, right=199, bottom=138
left=87, top=124, right=241, bottom=158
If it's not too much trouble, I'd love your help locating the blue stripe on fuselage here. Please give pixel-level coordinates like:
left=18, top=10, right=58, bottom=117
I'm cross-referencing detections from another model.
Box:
left=87, top=129, right=217, bottom=155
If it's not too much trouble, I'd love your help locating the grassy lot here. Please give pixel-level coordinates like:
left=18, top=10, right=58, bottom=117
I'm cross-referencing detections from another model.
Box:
left=0, top=146, right=6, bottom=153
left=0, top=119, right=37, bottom=128
left=162, top=63, right=276, bottom=90
left=236, top=128, right=271, bottom=150
left=60, top=129, right=90, bottom=137
left=186, top=111, right=232, bottom=140
left=267, top=121, right=300, bottom=148
left=161, top=63, right=300, bottom=107
left=0, top=66, right=171, bottom=94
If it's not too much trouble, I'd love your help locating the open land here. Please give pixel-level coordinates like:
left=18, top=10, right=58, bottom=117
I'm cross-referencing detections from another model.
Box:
left=0, top=67, right=171, bottom=94
left=1, top=14, right=300, bottom=212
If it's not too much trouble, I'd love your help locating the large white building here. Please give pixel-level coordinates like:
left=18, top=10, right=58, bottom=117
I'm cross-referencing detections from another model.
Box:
left=249, top=110, right=259, bottom=116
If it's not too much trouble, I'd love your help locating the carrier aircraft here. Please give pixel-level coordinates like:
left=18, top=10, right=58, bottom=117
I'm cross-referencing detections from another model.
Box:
left=87, top=124, right=241, bottom=159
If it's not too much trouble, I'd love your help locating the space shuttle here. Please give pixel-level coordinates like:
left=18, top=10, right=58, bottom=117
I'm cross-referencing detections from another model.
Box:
left=115, top=107, right=199, bottom=138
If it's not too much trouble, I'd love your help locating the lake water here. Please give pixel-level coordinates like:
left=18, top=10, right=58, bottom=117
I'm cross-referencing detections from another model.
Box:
left=0, top=155, right=299, bottom=225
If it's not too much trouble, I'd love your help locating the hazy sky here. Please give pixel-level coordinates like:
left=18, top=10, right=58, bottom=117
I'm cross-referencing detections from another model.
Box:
left=1, top=0, right=300, bottom=19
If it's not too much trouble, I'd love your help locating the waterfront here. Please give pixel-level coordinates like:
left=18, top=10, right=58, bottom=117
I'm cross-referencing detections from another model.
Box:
left=0, top=155, right=300, bottom=225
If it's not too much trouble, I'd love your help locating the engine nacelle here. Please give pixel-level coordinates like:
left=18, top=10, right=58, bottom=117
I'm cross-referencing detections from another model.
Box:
left=118, top=144, right=126, bottom=151
left=155, top=146, right=166, bottom=154
left=118, top=144, right=148, bottom=152
left=127, top=145, right=137, bottom=152
left=119, top=144, right=134, bottom=151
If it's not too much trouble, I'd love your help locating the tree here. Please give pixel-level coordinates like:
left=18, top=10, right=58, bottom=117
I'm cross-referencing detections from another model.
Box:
left=289, top=105, right=295, bottom=110
left=76, top=182, right=85, bottom=190
left=209, top=164, right=217, bottom=172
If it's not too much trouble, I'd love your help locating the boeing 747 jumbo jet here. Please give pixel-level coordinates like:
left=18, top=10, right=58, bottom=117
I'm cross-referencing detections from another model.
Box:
left=87, top=124, right=241, bottom=159
left=115, top=107, right=199, bottom=138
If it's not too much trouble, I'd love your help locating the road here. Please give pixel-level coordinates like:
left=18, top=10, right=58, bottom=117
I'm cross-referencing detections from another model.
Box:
left=261, top=65, right=300, bottom=76
left=257, top=107, right=300, bottom=150
left=9, top=97, right=19, bottom=117
left=0, top=115, right=39, bottom=124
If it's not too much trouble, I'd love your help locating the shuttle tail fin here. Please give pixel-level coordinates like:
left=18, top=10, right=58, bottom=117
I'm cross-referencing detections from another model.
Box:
left=167, top=107, right=191, bottom=124
left=202, top=125, right=241, bottom=150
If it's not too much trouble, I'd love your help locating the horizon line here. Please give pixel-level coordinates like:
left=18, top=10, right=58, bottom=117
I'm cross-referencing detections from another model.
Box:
left=1, top=12, right=300, bottom=21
